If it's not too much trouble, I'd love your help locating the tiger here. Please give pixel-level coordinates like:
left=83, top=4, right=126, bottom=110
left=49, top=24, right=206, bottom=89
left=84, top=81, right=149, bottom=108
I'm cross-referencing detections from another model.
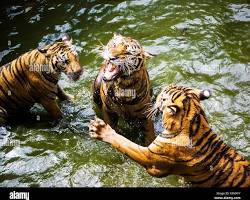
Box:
left=0, top=33, right=83, bottom=125
left=89, top=85, right=250, bottom=187
left=92, top=33, right=155, bottom=145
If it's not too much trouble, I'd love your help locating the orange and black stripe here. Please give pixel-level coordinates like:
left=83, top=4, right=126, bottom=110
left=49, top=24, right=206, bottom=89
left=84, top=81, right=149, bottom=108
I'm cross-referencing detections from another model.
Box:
left=0, top=41, right=77, bottom=123
left=145, top=85, right=250, bottom=187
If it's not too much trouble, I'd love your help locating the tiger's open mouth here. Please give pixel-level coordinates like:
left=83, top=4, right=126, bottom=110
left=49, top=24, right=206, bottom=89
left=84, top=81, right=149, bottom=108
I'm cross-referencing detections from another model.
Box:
left=103, top=62, right=121, bottom=81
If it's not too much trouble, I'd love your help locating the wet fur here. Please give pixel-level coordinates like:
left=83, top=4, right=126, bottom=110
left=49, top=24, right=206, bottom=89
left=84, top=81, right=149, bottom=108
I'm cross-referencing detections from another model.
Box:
left=0, top=42, right=81, bottom=124
left=90, top=85, right=250, bottom=187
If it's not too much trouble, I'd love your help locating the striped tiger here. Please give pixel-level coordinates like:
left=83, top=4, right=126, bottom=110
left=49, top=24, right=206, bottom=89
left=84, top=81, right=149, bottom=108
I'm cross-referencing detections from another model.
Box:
left=93, top=33, right=155, bottom=145
left=0, top=34, right=83, bottom=124
left=89, top=85, right=250, bottom=187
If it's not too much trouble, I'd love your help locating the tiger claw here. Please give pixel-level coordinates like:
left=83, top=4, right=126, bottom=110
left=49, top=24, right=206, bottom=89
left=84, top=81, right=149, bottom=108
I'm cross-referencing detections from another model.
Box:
left=96, top=118, right=106, bottom=126
left=89, top=131, right=97, bottom=138
left=89, top=124, right=97, bottom=132
left=89, top=117, right=116, bottom=142
left=92, top=117, right=106, bottom=127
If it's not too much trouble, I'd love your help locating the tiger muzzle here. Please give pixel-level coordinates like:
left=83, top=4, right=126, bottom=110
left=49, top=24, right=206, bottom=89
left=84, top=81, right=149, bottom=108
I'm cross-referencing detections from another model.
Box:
left=67, top=68, right=83, bottom=81
left=103, top=62, right=121, bottom=81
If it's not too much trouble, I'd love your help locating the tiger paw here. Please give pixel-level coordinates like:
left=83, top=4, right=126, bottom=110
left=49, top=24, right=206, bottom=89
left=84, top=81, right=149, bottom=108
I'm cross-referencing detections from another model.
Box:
left=89, top=117, right=116, bottom=143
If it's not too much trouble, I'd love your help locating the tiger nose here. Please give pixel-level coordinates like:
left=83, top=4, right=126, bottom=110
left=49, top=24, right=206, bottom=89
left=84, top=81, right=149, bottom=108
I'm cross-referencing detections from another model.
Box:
left=68, top=68, right=83, bottom=81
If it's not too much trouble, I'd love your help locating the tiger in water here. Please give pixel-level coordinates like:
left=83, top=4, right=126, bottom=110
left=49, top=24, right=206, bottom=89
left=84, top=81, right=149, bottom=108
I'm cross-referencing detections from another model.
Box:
left=0, top=34, right=83, bottom=125
left=90, top=85, right=250, bottom=187
left=93, top=33, right=155, bottom=145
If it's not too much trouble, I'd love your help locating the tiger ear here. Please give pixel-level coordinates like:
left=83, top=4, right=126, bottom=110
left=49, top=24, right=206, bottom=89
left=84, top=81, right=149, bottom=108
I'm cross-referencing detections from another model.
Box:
left=113, top=32, right=121, bottom=38
left=61, top=33, right=72, bottom=45
left=37, top=45, right=49, bottom=54
left=200, top=89, right=211, bottom=101
left=166, top=105, right=179, bottom=115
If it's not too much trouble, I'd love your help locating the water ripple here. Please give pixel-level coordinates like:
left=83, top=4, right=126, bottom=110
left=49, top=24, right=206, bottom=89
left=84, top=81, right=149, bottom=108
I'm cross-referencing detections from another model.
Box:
left=0, top=0, right=250, bottom=187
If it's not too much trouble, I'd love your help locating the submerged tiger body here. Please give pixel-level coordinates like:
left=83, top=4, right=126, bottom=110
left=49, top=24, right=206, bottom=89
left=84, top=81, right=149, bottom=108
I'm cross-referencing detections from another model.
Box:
left=90, top=85, right=250, bottom=187
left=0, top=34, right=83, bottom=124
left=93, top=34, right=155, bottom=145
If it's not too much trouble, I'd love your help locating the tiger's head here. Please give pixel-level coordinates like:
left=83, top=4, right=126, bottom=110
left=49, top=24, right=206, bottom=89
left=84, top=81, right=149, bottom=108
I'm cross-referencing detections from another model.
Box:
left=149, top=85, right=211, bottom=136
left=100, top=33, right=153, bottom=81
left=38, top=33, right=83, bottom=81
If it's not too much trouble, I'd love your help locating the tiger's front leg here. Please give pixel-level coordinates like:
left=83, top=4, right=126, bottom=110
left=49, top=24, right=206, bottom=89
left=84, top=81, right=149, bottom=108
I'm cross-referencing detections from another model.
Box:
left=40, top=98, right=63, bottom=120
left=89, top=117, right=171, bottom=177
left=141, top=119, right=156, bottom=146
left=103, top=109, right=125, bottom=135
left=57, top=85, right=74, bottom=102
left=89, top=117, right=150, bottom=165
left=102, top=108, right=119, bottom=130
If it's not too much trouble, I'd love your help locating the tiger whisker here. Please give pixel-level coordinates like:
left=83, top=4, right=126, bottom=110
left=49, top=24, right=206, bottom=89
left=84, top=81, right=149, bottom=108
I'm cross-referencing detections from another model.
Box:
left=146, top=109, right=155, bottom=119
left=144, top=104, right=153, bottom=114
left=125, top=65, right=131, bottom=76
left=144, top=105, right=158, bottom=120
left=94, top=44, right=103, bottom=49
left=128, top=65, right=131, bottom=76
left=97, top=39, right=105, bottom=48
left=91, top=45, right=103, bottom=54
left=91, top=43, right=106, bottom=55
left=121, top=64, right=130, bottom=76
left=123, top=64, right=131, bottom=76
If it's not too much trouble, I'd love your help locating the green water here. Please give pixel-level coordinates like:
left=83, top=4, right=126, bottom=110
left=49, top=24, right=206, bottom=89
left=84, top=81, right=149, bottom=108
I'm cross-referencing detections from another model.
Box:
left=0, top=0, right=250, bottom=187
